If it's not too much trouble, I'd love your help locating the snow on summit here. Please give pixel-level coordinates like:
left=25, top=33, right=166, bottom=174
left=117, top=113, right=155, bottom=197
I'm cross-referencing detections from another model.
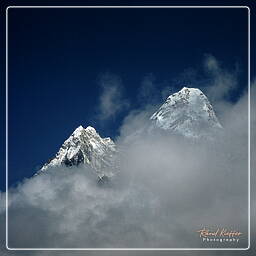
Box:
left=38, top=87, right=222, bottom=178
left=39, top=125, right=117, bottom=178
left=150, top=87, right=222, bottom=138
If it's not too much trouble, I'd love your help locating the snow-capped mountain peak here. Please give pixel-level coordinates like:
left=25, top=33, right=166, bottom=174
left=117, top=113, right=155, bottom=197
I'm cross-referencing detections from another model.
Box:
left=150, top=87, right=222, bottom=138
left=38, top=125, right=117, bottom=178
left=37, top=87, right=221, bottom=178
left=72, top=125, right=84, bottom=136
left=84, top=126, right=97, bottom=134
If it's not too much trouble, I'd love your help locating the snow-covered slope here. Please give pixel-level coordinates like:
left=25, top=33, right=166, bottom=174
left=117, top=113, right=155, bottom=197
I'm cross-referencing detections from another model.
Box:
left=150, top=87, right=222, bottom=138
left=38, top=87, right=221, bottom=178
left=38, top=126, right=117, bottom=178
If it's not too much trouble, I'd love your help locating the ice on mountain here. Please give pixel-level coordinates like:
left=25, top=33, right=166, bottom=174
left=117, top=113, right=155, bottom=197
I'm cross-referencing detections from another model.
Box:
left=38, top=87, right=222, bottom=179
left=150, top=87, right=222, bottom=138
left=39, top=125, right=117, bottom=178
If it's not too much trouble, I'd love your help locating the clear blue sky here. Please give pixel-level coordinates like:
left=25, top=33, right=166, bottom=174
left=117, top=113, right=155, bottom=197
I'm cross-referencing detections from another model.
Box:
left=1, top=1, right=254, bottom=190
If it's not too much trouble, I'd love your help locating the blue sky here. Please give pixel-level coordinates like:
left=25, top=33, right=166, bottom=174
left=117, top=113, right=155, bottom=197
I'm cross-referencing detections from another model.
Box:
left=1, top=4, right=252, bottom=189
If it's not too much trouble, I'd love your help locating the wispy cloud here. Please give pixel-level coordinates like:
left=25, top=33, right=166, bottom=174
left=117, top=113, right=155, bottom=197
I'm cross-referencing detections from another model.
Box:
left=97, top=73, right=130, bottom=121
left=203, top=54, right=239, bottom=102
left=138, top=74, right=175, bottom=105
left=136, top=54, right=240, bottom=108
left=137, top=74, right=157, bottom=103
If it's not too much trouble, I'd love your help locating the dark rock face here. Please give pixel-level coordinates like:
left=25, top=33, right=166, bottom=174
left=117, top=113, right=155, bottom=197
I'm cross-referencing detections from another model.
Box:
left=63, top=150, right=84, bottom=167
left=97, top=175, right=110, bottom=185
left=39, top=126, right=117, bottom=180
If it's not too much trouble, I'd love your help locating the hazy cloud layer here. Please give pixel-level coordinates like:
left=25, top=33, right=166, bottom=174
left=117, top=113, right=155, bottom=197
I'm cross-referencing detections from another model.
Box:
left=0, top=85, right=251, bottom=250
left=97, top=73, right=130, bottom=121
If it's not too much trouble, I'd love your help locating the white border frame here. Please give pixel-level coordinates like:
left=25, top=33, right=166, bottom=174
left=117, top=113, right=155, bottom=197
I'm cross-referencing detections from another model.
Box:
left=5, top=5, right=251, bottom=251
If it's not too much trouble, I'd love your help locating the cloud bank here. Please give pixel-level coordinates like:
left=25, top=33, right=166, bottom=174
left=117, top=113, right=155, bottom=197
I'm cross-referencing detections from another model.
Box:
left=0, top=57, right=253, bottom=256
left=1, top=91, right=250, bottom=249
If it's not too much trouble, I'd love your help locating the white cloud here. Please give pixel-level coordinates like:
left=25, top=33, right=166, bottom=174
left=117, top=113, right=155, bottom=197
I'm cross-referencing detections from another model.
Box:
left=97, top=73, right=129, bottom=121
left=0, top=88, right=251, bottom=250
left=203, top=54, right=239, bottom=102
left=137, top=74, right=175, bottom=105
left=138, top=74, right=157, bottom=103
left=0, top=62, right=254, bottom=254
